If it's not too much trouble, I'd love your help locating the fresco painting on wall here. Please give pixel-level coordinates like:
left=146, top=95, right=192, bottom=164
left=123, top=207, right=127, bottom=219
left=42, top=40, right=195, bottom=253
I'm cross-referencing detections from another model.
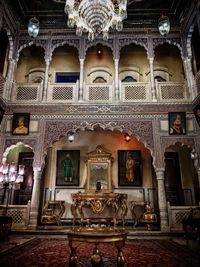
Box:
left=193, top=102, right=200, bottom=127
left=118, top=150, right=142, bottom=186
left=12, top=113, right=30, bottom=135
left=0, top=106, right=5, bottom=124
left=56, top=150, right=80, bottom=186
left=168, top=112, right=186, bottom=135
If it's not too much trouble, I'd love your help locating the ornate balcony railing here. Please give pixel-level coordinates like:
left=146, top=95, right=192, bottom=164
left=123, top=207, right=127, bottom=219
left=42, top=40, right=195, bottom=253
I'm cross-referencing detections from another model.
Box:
left=7, top=80, right=188, bottom=104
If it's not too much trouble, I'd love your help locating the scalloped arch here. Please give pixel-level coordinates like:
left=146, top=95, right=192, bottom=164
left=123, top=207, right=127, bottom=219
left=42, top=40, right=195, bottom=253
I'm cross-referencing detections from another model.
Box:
left=16, top=42, right=45, bottom=62
left=85, top=40, right=114, bottom=59
left=2, top=141, right=33, bottom=163
left=1, top=26, right=14, bottom=59
left=43, top=121, right=155, bottom=169
left=154, top=39, right=183, bottom=58
left=119, top=39, right=148, bottom=59
left=50, top=40, right=79, bottom=61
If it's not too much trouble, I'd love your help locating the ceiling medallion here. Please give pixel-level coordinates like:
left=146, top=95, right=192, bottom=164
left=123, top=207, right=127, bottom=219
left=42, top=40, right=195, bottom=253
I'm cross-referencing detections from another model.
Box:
left=64, top=0, right=127, bottom=41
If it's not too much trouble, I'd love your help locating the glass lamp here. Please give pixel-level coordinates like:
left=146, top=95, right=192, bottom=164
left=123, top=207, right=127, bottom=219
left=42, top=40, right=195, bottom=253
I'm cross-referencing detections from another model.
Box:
left=158, top=14, right=170, bottom=36
left=28, top=17, right=39, bottom=38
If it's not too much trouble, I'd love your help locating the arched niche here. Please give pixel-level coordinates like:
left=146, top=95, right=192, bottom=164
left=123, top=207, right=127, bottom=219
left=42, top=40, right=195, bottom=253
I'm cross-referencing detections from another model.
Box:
left=119, top=44, right=148, bottom=82
left=44, top=127, right=154, bottom=191
left=0, top=28, right=9, bottom=77
left=164, top=142, right=199, bottom=206
left=1, top=142, right=34, bottom=205
left=49, top=44, right=79, bottom=84
left=84, top=44, right=114, bottom=83
left=191, top=24, right=200, bottom=75
left=154, top=43, right=184, bottom=82
left=15, top=45, right=45, bottom=83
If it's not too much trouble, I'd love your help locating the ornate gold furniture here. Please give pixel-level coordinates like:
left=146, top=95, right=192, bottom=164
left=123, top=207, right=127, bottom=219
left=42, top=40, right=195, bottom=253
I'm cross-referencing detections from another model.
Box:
left=41, top=200, right=65, bottom=225
left=67, top=227, right=128, bottom=267
left=71, top=192, right=127, bottom=226
left=71, top=146, right=128, bottom=226
left=129, top=201, right=148, bottom=226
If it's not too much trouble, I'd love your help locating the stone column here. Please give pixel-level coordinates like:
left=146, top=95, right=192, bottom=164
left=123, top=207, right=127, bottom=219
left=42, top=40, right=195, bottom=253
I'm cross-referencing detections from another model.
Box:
left=155, top=168, right=169, bottom=232
left=4, top=58, right=16, bottom=100
left=114, top=58, right=119, bottom=100
left=42, top=59, right=50, bottom=102
left=183, top=57, right=197, bottom=100
left=28, top=167, right=42, bottom=229
left=149, top=57, right=156, bottom=101
left=79, top=58, right=84, bottom=101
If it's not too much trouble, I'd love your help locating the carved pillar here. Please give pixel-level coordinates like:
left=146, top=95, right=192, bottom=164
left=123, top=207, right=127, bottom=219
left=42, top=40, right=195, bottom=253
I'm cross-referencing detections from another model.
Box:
left=28, top=167, right=42, bottom=229
left=155, top=168, right=169, bottom=232
left=149, top=57, right=156, bottom=101
left=183, top=57, right=197, bottom=100
left=114, top=58, right=119, bottom=100
left=43, top=59, right=50, bottom=102
left=79, top=58, right=84, bottom=101
left=4, top=58, right=16, bottom=100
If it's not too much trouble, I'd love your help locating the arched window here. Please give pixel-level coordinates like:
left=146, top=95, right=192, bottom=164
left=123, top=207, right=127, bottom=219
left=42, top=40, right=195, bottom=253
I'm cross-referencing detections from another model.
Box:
left=93, top=76, right=107, bottom=83
left=154, top=75, right=166, bottom=82
left=122, top=76, right=137, bottom=82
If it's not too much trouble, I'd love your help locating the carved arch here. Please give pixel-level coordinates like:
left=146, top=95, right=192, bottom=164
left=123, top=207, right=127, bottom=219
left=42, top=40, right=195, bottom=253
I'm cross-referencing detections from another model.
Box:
left=1, top=26, right=14, bottom=59
left=153, top=38, right=183, bottom=58
left=85, top=40, right=114, bottom=59
left=2, top=141, right=34, bottom=162
left=16, top=41, right=46, bottom=62
left=50, top=40, right=80, bottom=61
left=118, top=38, right=148, bottom=59
left=186, top=24, right=195, bottom=59
left=42, top=120, right=155, bottom=169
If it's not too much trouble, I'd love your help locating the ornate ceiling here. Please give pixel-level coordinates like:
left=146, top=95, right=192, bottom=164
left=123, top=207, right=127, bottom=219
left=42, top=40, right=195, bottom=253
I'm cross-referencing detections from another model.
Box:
left=5, top=0, right=190, bottom=30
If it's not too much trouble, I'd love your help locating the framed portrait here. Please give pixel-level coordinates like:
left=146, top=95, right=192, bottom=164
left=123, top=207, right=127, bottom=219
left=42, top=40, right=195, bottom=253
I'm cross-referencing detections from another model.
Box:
left=56, top=150, right=80, bottom=186
left=0, top=106, right=5, bottom=125
left=118, top=150, right=142, bottom=187
left=12, top=113, right=30, bottom=135
left=193, top=102, right=200, bottom=127
left=168, top=112, right=186, bottom=135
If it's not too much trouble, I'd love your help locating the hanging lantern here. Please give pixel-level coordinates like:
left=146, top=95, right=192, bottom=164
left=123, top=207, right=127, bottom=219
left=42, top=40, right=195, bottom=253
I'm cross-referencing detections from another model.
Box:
left=28, top=17, right=40, bottom=38
left=158, top=14, right=170, bottom=36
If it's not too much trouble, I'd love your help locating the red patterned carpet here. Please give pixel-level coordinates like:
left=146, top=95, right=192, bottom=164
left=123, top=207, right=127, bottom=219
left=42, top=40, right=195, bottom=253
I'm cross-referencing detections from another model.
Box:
left=0, top=237, right=200, bottom=267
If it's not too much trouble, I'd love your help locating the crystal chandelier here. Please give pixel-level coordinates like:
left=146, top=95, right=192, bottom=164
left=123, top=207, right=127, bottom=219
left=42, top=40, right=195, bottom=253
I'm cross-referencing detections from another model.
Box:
left=65, top=0, right=127, bottom=41
left=0, top=162, right=25, bottom=189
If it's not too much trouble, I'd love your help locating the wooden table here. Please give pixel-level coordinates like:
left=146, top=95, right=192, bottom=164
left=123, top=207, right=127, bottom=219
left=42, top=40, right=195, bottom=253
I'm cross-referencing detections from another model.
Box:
left=67, top=227, right=128, bottom=267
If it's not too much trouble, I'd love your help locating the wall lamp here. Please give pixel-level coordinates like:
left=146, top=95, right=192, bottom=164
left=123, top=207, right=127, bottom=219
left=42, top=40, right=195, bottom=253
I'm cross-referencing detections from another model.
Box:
left=67, top=132, right=74, bottom=142
left=124, top=133, right=131, bottom=142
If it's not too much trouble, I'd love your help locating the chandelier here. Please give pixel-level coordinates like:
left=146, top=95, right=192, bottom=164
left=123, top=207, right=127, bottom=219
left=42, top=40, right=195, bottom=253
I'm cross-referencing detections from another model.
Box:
left=0, top=162, right=25, bottom=189
left=64, top=0, right=128, bottom=41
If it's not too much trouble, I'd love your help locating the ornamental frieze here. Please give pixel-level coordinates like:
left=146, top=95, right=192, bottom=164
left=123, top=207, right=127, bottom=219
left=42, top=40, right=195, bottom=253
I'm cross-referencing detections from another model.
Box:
left=43, top=120, right=154, bottom=154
